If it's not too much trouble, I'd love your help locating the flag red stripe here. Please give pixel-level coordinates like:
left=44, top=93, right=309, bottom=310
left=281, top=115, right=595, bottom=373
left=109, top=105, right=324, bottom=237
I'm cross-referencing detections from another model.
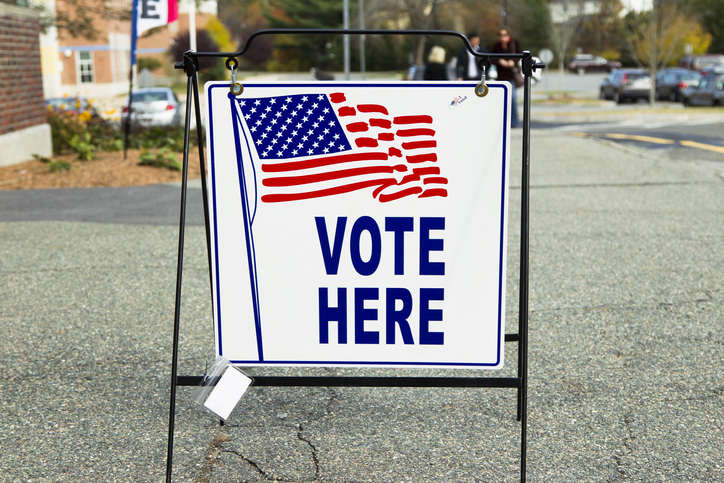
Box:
left=261, top=178, right=394, bottom=203
left=393, top=115, right=432, bottom=124
left=357, top=104, right=389, bottom=115
left=399, top=174, right=421, bottom=184
left=396, top=128, right=436, bottom=137
left=388, top=147, right=402, bottom=157
left=373, top=180, right=397, bottom=198
left=379, top=186, right=423, bottom=203
left=378, top=133, right=395, bottom=141
left=263, top=165, right=405, bottom=187
left=402, top=140, right=437, bottom=150
left=369, top=118, right=392, bottom=129
left=338, top=106, right=356, bottom=116
left=262, top=152, right=389, bottom=173
left=346, top=122, right=369, bottom=132
left=329, top=93, right=346, bottom=103
left=419, top=188, right=448, bottom=198
left=413, top=167, right=440, bottom=175
left=355, top=137, right=378, bottom=148
left=406, top=153, right=437, bottom=163
left=423, top=176, right=448, bottom=185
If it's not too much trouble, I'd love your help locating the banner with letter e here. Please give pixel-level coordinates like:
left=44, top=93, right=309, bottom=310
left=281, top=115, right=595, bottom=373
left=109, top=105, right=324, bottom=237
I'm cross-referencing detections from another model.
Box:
left=204, top=81, right=512, bottom=369
left=130, top=0, right=178, bottom=66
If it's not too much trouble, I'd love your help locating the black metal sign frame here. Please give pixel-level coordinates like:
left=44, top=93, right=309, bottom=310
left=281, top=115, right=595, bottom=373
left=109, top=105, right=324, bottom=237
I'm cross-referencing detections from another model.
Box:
left=166, top=28, right=539, bottom=483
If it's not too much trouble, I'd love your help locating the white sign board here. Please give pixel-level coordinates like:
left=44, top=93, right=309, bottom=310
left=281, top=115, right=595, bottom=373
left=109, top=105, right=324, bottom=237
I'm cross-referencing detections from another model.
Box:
left=204, top=81, right=512, bottom=369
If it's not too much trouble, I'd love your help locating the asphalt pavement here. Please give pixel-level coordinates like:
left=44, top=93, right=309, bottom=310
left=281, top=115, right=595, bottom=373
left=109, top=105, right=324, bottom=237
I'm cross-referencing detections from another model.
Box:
left=1, top=125, right=723, bottom=482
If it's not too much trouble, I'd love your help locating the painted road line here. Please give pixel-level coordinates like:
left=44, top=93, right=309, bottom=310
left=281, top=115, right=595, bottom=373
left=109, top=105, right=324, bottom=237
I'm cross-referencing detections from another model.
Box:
left=679, top=140, right=724, bottom=154
left=601, top=133, right=675, bottom=144
left=569, top=132, right=724, bottom=155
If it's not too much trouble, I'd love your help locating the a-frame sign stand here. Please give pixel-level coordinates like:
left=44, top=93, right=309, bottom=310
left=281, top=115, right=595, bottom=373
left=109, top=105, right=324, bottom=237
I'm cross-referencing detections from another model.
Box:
left=166, top=29, right=540, bottom=483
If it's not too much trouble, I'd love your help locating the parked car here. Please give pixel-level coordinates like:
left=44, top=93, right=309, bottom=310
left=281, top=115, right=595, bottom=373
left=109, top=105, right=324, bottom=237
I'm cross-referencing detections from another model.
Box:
left=122, top=87, right=182, bottom=127
left=655, top=69, right=702, bottom=102
left=599, top=69, right=652, bottom=104
left=679, top=54, right=724, bottom=74
left=699, top=64, right=724, bottom=76
left=654, top=67, right=688, bottom=86
left=45, top=96, right=95, bottom=115
left=682, top=72, right=724, bottom=107
left=568, top=54, right=621, bottom=74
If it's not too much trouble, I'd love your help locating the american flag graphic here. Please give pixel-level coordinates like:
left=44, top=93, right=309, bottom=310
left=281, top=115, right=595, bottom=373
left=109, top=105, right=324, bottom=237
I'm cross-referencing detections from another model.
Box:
left=233, top=91, right=448, bottom=203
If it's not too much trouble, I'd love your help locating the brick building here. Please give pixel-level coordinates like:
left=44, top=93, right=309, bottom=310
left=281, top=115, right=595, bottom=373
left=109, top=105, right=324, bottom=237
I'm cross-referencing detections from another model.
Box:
left=0, top=0, right=52, bottom=166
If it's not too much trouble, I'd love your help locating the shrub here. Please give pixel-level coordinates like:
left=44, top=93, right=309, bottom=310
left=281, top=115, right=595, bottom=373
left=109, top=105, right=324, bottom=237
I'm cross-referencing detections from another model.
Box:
left=139, top=147, right=182, bottom=171
left=32, top=153, right=73, bottom=173
left=46, top=102, right=202, bottom=170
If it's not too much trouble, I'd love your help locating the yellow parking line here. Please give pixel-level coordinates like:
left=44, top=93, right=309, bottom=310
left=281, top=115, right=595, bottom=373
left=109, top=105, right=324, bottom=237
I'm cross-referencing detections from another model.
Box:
left=602, top=133, right=675, bottom=145
left=679, top=140, right=724, bottom=155
left=567, top=131, right=724, bottom=155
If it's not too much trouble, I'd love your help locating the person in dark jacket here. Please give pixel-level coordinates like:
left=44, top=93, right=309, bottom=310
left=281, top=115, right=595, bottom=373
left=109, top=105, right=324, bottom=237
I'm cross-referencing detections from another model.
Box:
left=424, top=46, right=448, bottom=80
left=456, top=32, right=488, bottom=80
left=491, top=27, right=522, bottom=127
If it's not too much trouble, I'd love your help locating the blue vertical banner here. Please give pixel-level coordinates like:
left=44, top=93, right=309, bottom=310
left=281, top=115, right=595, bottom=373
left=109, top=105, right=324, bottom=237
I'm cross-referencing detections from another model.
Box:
left=130, top=0, right=139, bottom=66
left=204, top=81, right=512, bottom=369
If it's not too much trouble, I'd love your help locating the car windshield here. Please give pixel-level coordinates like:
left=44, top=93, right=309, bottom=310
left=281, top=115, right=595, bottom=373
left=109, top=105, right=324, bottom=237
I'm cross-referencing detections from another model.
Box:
left=132, top=91, right=169, bottom=102
left=698, top=60, right=724, bottom=68
left=627, top=73, right=648, bottom=80
left=680, top=74, right=701, bottom=81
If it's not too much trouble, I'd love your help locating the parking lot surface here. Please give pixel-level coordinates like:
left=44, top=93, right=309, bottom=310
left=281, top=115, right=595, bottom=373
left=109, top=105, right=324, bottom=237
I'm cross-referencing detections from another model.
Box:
left=1, top=128, right=722, bottom=482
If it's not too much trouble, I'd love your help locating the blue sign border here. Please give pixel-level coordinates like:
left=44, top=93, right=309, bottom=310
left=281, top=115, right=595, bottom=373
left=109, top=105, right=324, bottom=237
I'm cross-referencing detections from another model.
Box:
left=206, top=82, right=510, bottom=368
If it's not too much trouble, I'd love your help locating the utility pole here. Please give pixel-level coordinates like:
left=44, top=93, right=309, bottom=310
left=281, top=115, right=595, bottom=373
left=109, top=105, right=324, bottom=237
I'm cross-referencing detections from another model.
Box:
left=343, top=0, right=350, bottom=80
left=359, top=0, right=365, bottom=79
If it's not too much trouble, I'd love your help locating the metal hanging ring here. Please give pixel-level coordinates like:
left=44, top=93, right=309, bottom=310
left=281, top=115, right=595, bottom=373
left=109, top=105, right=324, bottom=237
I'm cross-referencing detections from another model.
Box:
left=231, top=82, right=244, bottom=96
left=225, top=57, right=238, bottom=71
left=227, top=57, right=243, bottom=95
left=475, top=83, right=489, bottom=98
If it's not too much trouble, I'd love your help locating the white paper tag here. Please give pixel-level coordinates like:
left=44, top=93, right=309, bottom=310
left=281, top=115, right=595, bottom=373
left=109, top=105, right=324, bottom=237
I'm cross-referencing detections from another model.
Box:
left=203, top=367, right=252, bottom=420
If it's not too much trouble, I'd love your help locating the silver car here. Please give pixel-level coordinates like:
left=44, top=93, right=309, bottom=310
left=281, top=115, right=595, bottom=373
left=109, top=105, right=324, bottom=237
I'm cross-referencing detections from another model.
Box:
left=599, top=69, right=651, bottom=104
left=122, top=88, right=182, bottom=127
left=683, top=73, right=724, bottom=107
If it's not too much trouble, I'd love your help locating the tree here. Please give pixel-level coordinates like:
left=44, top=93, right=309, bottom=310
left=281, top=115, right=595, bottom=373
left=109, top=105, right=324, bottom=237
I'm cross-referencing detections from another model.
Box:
left=576, top=0, right=624, bottom=58
left=692, top=0, right=724, bottom=53
left=506, top=0, right=551, bottom=56
left=264, top=0, right=352, bottom=71
left=217, top=0, right=274, bottom=70
left=547, top=1, right=584, bottom=90
left=621, top=1, right=711, bottom=105
left=36, top=0, right=129, bottom=40
left=168, top=28, right=226, bottom=81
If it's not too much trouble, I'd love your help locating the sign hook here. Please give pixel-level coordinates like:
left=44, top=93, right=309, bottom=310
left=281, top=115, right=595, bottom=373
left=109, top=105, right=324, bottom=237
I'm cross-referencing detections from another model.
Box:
left=475, top=64, right=489, bottom=98
left=227, top=57, right=243, bottom=96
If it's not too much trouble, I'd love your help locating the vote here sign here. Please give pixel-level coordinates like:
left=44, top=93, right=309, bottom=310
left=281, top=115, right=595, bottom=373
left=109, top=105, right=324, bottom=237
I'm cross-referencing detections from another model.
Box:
left=204, top=81, right=512, bottom=369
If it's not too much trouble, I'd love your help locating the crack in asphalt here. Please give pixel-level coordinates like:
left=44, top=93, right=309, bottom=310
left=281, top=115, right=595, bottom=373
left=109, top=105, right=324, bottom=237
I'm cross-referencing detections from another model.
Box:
left=207, top=385, right=339, bottom=482
left=612, top=412, right=636, bottom=481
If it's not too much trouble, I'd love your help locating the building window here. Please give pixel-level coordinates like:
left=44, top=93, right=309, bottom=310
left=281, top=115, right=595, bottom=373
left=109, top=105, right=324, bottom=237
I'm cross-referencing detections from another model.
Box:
left=77, top=51, right=94, bottom=83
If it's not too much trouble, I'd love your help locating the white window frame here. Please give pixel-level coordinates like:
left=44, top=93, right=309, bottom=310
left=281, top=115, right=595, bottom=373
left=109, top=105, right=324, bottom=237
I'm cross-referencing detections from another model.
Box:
left=76, top=51, right=95, bottom=84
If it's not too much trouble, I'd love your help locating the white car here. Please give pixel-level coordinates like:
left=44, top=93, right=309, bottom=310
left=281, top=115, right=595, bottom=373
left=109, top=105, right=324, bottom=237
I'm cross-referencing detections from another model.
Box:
left=526, top=57, right=544, bottom=85
left=122, top=88, right=182, bottom=127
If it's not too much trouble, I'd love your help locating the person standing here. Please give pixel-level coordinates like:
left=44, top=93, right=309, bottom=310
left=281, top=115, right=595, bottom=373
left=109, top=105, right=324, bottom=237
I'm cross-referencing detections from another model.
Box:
left=456, top=32, right=488, bottom=81
left=424, top=46, right=449, bottom=80
left=491, top=27, right=521, bottom=127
